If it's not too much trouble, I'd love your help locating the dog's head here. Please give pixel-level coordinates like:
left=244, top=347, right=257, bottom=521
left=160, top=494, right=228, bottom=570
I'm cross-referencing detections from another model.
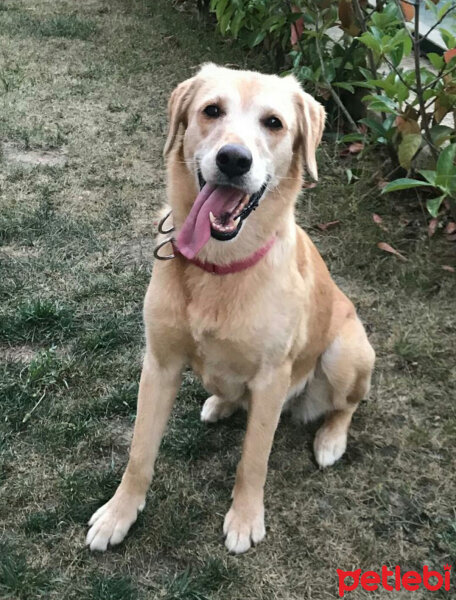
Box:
left=164, top=64, right=325, bottom=258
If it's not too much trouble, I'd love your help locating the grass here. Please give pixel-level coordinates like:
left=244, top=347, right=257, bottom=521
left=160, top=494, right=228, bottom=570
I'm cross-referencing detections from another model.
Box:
left=1, top=0, right=455, bottom=599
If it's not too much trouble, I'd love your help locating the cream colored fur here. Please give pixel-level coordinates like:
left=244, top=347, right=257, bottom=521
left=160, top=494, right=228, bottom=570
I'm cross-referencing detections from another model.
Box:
left=86, top=64, right=375, bottom=555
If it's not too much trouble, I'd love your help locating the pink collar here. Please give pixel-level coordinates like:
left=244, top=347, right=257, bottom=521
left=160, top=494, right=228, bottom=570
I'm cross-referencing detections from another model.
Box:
left=174, top=236, right=276, bottom=275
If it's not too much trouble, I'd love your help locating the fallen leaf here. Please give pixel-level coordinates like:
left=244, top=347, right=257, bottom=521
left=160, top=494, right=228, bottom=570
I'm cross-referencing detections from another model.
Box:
left=349, top=142, right=364, bottom=154
left=317, top=220, right=341, bottom=231
left=428, top=218, right=438, bottom=237
left=444, top=48, right=456, bottom=64
left=442, top=265, right=455, bottom=272
left=373, top=213, right=388, bottom=231
left=446, top=233, right=456, bottom=242
left=445, top=222, right=456, bottom=235
left=377, top=179, right=388, bottom=190
left=302, top=181, right=317, bottom=189
left=340, top=142, right=364, bottom=157
left=377, top=242, right=407, bottom=261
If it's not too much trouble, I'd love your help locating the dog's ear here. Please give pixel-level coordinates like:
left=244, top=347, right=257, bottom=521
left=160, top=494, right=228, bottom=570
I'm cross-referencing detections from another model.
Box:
left=163, top=77, right=199, bottom=157
left=294, top=91, right=326, bottom=181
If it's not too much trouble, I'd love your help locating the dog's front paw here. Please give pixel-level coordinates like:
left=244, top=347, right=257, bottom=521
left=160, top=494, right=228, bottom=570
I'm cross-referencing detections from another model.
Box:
left=314, top=424, right=347, bottom=468
left=200, top=395, right=237, bottom=423
left=86, top=490, right=145, bottom=551
left=223, top=504, right=265, bottom=554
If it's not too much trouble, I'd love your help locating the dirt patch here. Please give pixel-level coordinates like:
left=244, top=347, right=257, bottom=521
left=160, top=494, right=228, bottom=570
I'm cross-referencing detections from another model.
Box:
left=2, top=142, right=67, bottom=168
left=0, top=344, right=35, bottom=362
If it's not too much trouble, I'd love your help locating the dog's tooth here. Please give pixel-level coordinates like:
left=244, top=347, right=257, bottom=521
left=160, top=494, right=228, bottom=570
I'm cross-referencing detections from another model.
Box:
left=209, top=211, right=216, bottom=224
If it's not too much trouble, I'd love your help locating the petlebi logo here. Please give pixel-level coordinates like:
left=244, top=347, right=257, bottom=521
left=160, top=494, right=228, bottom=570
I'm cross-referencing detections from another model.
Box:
left=337, top=564, right=452, bottom=597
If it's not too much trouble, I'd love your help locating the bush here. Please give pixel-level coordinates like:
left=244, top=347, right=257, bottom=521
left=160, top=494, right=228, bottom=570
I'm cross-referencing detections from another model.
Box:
left=207, top=0, right=456, bottom=220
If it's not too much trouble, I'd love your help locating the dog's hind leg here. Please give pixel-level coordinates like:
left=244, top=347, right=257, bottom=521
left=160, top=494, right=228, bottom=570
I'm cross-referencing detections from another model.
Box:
left=201, top=395, right=242, bottom=422
left=200, top=378, right=248, bottom=423
left=313, top=316, right=375, bottom=468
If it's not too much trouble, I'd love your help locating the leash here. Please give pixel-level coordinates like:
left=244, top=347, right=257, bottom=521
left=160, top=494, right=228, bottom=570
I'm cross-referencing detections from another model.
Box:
left=153, top=210, right=275, bottom=275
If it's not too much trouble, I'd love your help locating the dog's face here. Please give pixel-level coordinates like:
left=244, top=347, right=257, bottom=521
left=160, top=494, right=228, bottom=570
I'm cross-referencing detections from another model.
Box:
left=165, top=64, right=325, bottom=247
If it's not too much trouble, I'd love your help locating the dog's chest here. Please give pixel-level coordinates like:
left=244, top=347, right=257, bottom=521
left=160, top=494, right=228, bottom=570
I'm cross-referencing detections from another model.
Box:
left=186, top=285, right=304, bottom=384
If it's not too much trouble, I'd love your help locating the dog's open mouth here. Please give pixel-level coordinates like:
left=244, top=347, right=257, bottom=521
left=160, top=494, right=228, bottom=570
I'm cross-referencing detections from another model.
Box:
left=198, top=171, right=267, bottom=242
left=176, top=172, right=268, bottom=260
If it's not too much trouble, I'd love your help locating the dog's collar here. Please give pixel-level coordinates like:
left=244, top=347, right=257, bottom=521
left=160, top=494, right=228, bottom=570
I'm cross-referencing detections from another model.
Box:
left=174, top=236, right=275, bottom=275
left=153, top=210, right=275, bottom=275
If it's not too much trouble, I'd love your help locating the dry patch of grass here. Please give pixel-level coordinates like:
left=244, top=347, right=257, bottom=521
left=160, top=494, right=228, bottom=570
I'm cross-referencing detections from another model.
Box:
left=1, top=1, right=455, bottom=599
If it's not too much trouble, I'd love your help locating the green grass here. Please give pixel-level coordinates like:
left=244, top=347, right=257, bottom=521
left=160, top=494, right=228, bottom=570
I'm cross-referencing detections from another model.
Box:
left=86, top=574, right=139, bottom=600
left=1, top=1, right=455, bottom=599
left=0, top=13, right=98, bottom=40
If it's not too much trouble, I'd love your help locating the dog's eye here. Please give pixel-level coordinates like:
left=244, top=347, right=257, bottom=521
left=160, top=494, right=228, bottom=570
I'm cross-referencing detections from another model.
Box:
left=203, top=104, right=221, bottom=118
left=263, top=116, right=283, bottom=130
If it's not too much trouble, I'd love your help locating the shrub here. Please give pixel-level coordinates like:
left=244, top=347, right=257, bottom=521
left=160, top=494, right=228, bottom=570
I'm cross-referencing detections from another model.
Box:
left=207, top=0, right=456, bottom=220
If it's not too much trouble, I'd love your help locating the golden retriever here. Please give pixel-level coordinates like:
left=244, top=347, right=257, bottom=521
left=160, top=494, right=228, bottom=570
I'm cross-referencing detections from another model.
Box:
left=86, top=63, right=375, bottom=554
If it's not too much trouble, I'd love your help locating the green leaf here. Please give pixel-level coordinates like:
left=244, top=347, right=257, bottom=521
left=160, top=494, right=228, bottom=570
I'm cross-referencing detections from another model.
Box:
left=325, top=62, right=336, bottom=83
left=436, top=144, right=456, bottom=192
left=214, top=0, right=229, bottom=21
left=359, top=32, right=381, bottom=55
left=333, top=82, right=355, bottom=93
left=359, top=117, right=386, bottom=138
left=427, top=52, right=444, bottom=70
left=358, top=66, right=374, bottom=80
left=402, top=34, right=412, bottom=57
left=395, top=81, right=409, bottom=103
left=423, top=89, right=438, bottom=102
left=390, top=46, right=404, bottom=68
left=363, top=94, right=399, bottom=114
left=440, top=28, right=456, bottom=50
left=249, top=30, right=266, bottom=47
left=381, top=178, right=430, bottom=194
left=350, top=81, right=375, bottom=89
left=230, top=10, right=246, bottom=37
left=219, top=4, right=235, bottom=34
left=418, top=169, right=437, bottom=186
left=398, top=133, right=422, bottom=169
left=298, top=66, right=314, bottom=81
left=383, top=115, right=396, bottom=132
left=426, top=195, right=446, bottom=218
left=430, top=125, right=453, bottom=147
left=339, top=133, right=365, bottom=143
left=439, top=1, right=454, bottom=20
left=437, top=143, right=456, bottom=177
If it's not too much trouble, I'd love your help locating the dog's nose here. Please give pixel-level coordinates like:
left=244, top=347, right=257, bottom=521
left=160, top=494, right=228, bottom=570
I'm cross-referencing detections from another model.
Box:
left=216, top=144, right=252, bottom=178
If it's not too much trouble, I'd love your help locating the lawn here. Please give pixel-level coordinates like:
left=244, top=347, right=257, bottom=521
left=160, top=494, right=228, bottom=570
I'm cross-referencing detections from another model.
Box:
left=1, top=1, right=455, bottom=599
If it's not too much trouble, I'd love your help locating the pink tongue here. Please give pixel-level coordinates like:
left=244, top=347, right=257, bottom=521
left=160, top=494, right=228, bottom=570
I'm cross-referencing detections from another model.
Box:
left=176, top=184, right=244, bottom=259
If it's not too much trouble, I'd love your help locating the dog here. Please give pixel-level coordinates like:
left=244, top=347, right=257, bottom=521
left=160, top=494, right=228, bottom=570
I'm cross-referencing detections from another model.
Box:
left=86, top=63, right=375, bottom=554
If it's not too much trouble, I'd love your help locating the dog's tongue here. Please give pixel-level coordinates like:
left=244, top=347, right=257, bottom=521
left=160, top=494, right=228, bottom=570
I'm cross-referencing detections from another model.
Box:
left=176, top=184, right=244, bottom=259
